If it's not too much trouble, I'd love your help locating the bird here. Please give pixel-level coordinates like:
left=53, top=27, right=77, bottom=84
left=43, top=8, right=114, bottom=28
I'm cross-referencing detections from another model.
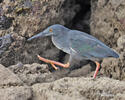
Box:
left=27, top=24, right=119, bottom=78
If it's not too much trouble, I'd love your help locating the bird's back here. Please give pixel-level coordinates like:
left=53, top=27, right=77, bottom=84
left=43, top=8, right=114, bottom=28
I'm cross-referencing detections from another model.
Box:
left=68, top=30, right=119, bottom=60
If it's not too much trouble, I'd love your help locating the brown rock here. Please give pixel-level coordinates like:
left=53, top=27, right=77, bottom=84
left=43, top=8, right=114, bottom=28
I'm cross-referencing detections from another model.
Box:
left=0, top=0, right=80, bottom=37
left=0, top=0, right=80, bottom=67
left=32, top=77, right=125, bottom=100
left=9, top=63, right=55, bottom=85
left=0, top=86, right=32, bottom=100
left=117, top=35, right=125, bottom=49
left=0, top=64, right=23, bottom=87
left=0, top=34, right=61, bottom=67
left=91, top=0, right=123, bottom=46
left=91, top=0, right=125, bottom=80
left=8, top=62, right=94, bottom=85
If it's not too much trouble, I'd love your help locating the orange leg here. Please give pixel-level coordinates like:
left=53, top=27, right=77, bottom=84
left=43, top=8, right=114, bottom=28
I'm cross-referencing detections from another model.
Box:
left=93, top=61, right=100, bottom=78
left=50, top=62, right=58, bottom=70
left=37, top=55, right=70, bottom=70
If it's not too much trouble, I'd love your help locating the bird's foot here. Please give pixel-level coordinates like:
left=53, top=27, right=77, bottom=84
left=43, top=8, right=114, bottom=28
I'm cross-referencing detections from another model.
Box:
left=50, top=62, right=58, bottom=70
left=63, top=62, right=70, bottom=68
left=37, top=55, right=70, bottom=70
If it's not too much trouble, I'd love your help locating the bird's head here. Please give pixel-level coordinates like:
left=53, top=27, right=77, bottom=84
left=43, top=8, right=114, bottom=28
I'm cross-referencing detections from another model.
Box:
left=27, top=24, right=69, bottom=41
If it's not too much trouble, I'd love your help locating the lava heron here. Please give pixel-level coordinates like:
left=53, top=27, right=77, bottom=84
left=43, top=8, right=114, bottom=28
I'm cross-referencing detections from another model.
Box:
left=27, top=24, right=119, bottom=78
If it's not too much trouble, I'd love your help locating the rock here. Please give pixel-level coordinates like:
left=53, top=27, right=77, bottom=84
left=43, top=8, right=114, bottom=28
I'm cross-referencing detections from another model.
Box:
left=0, top=34, right=12, bottom=56
left=0, top=0, right=80, bottom=37
left=0, top=34, right=61, bottom=67
left=0, top=64, right=23, bottom=87
left=117, top=35, right=125, bottom=49
left=90, top=0, right=125, bottom=80
left=0, top=64, right=32, bottom=100
left=101, top=53, right=125, bottom=80
left=32, top=77, right=125, bottom=100
left=67, top=63, right=94, bottom=77
left=0, top=15, right=13, bottom=30
left=9, top=62, right=95, bottom=85
left=9, top=63, right=54, bottom=85
left=0, top=0, right=80, bottom=67
left=90, top=0, right=124, bottom=47
left=0, top=86, right=32, bottom=100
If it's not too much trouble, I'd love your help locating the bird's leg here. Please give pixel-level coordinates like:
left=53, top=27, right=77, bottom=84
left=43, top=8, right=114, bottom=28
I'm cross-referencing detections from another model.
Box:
left=37, top=55, right=58, bottom=70
left=50, top=62, right=58, bottom=70
left=93, top=61, right=100, bottom=78
left=37, top=55, right=70, bottom=69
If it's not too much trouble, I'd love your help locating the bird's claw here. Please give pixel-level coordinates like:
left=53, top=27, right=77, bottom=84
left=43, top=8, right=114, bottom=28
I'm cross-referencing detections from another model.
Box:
left=50, top=62, right=58, bottom=70
left=64, top=62, right=70, bottom=68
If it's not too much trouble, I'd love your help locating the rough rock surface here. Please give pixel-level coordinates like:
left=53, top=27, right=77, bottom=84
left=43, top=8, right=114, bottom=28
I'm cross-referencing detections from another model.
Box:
left=0, top=0, right=80, bottom=67
left=0, top=64, right=23, bottom=86
left=0, top=62, right=125, bottom=100
left=32, top=77, right=125, bottom=100
left=0, top=86, right=32, bottom=100
left=0, top=34, right=61, bottom=67
left=9, top=63, right=52, bottom=85
left=0, top=64, right=32, bottom=100
left=8, top=63, right=95, bottom=85
left=91, top=0, right=125, bottom=80
left=0, top=0, right=79, bottom=37
left=0, top=34, right=12, bottom=55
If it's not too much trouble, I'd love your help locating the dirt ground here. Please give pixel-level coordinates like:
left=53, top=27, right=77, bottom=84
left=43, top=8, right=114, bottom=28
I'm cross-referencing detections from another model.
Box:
left=0, top=0, right=125, bottom=100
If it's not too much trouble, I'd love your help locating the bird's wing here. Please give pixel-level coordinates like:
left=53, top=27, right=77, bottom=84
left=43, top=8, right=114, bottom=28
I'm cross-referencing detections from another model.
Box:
left=68, top=30, right=117, bottom=59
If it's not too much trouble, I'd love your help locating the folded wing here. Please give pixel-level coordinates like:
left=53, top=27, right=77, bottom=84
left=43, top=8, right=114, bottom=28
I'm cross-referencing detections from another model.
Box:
left=69, top=30, right=119, bottom=59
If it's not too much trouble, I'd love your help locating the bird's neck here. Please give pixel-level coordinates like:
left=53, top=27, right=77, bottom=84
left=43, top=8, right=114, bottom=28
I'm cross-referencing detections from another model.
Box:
left=51, top=34, right=70, bottom=54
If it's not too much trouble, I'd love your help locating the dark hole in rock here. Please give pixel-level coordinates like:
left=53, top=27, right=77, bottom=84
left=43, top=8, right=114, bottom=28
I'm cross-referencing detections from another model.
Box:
left=110, top=23, right=113, bottom=27
left=0, top=39, right=2, bottom=47
left=113, top=67, right=116, bottom=72
left=0, top=0, right=3, bottom=3
left=104, top=18, right=108, bottom=22
left=68, top=0, right=91, bottom=33
left=114, top=28, right=118, bottom=33
left=110, top=74, right=112, bottom=78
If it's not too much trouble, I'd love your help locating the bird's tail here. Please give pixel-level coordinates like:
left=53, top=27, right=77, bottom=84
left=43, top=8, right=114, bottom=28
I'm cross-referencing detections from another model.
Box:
left=110, top=50, right=119, bottom=58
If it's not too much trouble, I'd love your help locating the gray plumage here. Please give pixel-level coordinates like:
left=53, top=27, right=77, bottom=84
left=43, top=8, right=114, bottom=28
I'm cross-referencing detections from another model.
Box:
left=27, top=24, right=119, bottom=61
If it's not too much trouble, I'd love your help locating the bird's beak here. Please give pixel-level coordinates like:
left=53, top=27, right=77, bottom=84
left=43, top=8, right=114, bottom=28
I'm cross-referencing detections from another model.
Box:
left=27, top=32, right=52, bottom=41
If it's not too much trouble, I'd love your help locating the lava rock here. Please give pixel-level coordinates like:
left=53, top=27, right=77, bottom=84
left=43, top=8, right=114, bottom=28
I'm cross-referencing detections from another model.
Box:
left=91, top=0, right=124, bottom=80
left=0, top=86, right=32, bottom=100
left=0, top=64, right=23, bottom=87
left=0, top=15, right=13, bottom=30
left=32, top=77, right=125, bottom=100
left=0, top=34, right=12, bottom=56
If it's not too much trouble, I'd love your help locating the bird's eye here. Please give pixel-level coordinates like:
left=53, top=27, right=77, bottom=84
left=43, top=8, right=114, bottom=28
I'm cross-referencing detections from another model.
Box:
left=49, top=28, right=53, bottom=32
